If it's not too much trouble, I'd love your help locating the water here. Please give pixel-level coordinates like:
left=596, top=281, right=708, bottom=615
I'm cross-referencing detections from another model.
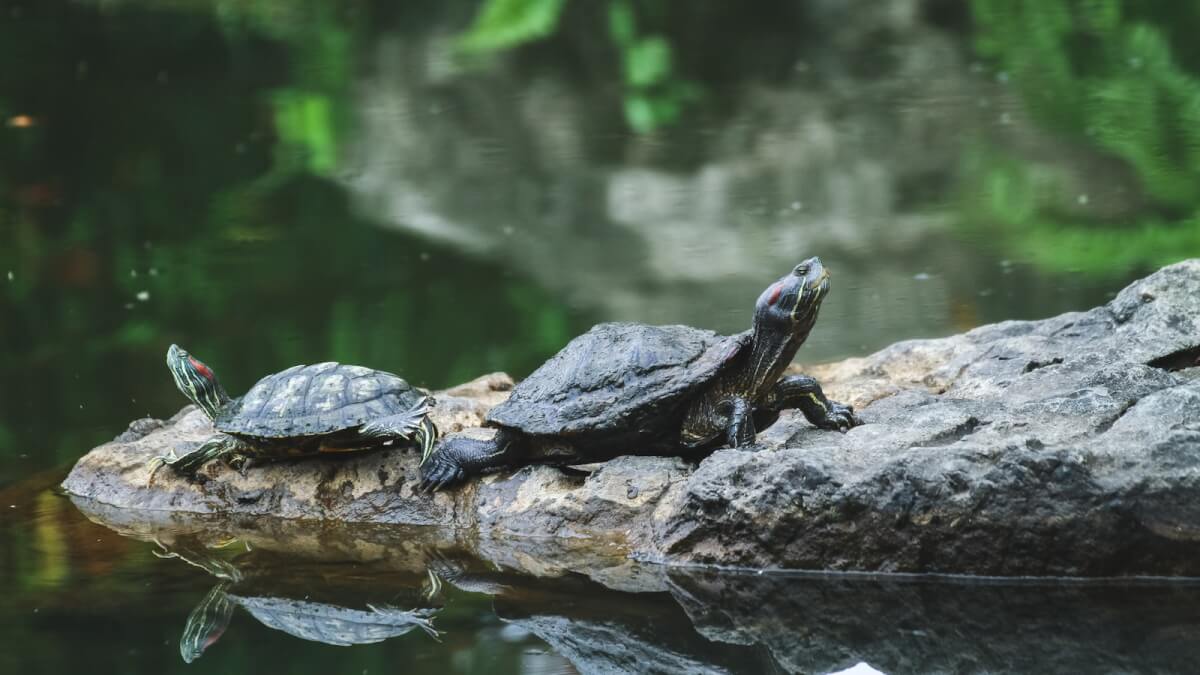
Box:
left=6, top=481, right=1200, bottom=673
left=3, top=1, right=1198, bottom=672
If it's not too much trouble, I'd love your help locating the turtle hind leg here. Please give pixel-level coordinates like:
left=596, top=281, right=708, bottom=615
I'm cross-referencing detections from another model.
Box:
left=358, top=396, right=439, bottom=463
left=419, top=428, right=525, bottom=492
left=149, top=434, right=248, bottom=482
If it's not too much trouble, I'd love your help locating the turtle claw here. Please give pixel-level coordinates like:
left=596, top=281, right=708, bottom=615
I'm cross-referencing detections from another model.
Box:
left=224, top=454, right=253, bottom=477
left=824, top=401, right=861, bottom=432
left=418, top=453, right=466, bottom=493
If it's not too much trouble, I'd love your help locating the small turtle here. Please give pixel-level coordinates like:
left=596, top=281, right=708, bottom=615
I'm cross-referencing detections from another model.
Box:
left=180, top=584, right=440, bottom=661
left=420, top=257, right=861, bottom=490
left=155, top=539, right=442, bottom=662
left=155, top=345, right=437, bottom=477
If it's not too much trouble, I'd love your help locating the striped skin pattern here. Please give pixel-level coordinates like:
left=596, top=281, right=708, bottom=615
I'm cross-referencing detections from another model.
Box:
left=180, top=583, right=235, bottom=663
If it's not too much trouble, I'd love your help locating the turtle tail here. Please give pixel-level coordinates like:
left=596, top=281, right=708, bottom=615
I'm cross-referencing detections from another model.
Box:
left=357, top=396, right=439, bottom=465
left=416, top=415, right=439, bottom=466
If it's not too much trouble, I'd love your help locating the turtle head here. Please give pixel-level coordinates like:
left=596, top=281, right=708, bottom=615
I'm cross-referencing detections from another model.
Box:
left=753, top=257, right=831, bottom=337
left=167, top=344, right=231, bottom=420
left=179, top=583, right=235, bottom=663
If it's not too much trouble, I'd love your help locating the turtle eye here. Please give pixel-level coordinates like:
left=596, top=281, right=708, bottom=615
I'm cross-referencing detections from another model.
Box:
left=793, top=264, right=809, bottom=277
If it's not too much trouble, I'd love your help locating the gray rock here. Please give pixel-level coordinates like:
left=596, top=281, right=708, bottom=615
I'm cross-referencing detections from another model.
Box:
left=63, top=261, right=1200, bottom=575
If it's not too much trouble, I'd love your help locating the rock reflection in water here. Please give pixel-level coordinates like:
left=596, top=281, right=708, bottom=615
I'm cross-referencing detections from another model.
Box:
left=445, top=563, right=772, bottom=675
left=665, top=569, right=1200, bottom=674
left=439, top=562, right=1200, bottom=674
left=71, top=496, right=1200, bottom=674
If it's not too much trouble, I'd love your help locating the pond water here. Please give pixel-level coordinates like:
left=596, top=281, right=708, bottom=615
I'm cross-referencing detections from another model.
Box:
left=6, top=479, right=1200, bottom=674
left=3, top=1, right=1198, bottom=673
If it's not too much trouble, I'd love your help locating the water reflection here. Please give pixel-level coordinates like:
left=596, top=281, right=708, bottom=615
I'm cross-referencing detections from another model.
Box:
left=153, top=538, right=442, bottom=662
left=67, top=494, right=1200, bottom=674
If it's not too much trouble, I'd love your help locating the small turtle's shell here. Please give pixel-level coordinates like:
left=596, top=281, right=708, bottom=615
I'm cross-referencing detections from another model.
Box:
left=233, top=595, right=437, bottom=646
left=487, top=323, right=748, bottom=437
left=215, top=363, right=423, bottom=438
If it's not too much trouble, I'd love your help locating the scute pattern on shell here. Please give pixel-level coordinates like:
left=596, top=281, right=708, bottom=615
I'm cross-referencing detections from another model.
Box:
left=487, top=322, right=748, bottom=436
left=234, top=595, right=436, bottom=646
left=216, top=363, right=421, bottom=437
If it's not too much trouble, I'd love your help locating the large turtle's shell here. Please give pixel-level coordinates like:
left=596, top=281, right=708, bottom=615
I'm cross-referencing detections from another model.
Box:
left=487, top=323, right=749, bottom=437
left=215, top=363, right=423, bottom=438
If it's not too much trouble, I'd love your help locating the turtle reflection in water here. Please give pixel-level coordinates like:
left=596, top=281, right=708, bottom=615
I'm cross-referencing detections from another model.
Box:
left=154, top=540, right=442, bottom=663
left=179, top=584, right=440, bottom=662
left=421, top=257, right=862, bottom=490
left=154, top=345, right=438, bottom=479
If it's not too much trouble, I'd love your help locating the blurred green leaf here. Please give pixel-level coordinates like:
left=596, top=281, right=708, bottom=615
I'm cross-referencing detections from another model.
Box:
left=459, top=0, right=567, bottom=53
left=607, top=0, right=636, bottom=47
left=625, top=36, right=671, bottom=88
left=623, top=93, right=657, bottom=133
left=272, top=91, right=337, bottom=175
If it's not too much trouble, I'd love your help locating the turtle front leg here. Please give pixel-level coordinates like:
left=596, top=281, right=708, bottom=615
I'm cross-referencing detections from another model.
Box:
left=150, top=433, right=250, bottom=481
left=358, top=397, right=439, bottom=464
left=716, top=396, right=757, bottom=448
left=419, top=428, right=525, bottom=492
left=765, top=374, right=861, bottom=432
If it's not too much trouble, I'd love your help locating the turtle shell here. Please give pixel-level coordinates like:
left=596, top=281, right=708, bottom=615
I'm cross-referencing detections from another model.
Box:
left=487, top=322, right=749, bottom=437
left=215, top=362, right=424, bottom=438
left=233, top=595, right=438, bottom=646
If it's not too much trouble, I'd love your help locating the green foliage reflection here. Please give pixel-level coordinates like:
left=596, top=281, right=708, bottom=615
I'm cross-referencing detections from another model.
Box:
left=0, top=1, right=588, bottom=478
left=459, top=0, right=566, bottom=52
left=966, top=0, right=1200, bottom=276
left=459, top=0, right=699, bottom=132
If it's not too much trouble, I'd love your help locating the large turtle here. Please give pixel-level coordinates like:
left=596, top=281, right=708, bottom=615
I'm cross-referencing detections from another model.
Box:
left=155, top=345, right=438, bottom=477
left=420, top=257, right=861, bottom=490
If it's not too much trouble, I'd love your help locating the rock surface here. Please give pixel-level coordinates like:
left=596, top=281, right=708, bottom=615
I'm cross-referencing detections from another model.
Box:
left=63, top=261, right=1200, bottom=576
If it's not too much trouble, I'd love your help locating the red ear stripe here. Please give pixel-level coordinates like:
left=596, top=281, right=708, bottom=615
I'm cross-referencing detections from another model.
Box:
left=189, top=356, right=214, bottom=380
left=767, top=284, right=783, bottom=306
